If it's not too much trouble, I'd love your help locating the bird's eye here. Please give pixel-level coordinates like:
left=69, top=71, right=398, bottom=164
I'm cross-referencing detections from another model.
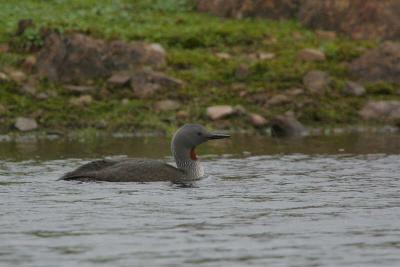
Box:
left=197, top=132, right=202, bottom=136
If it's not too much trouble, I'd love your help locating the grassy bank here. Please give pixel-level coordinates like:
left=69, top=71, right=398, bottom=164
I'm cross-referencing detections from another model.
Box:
left=0, top=0, right=398, bottom=134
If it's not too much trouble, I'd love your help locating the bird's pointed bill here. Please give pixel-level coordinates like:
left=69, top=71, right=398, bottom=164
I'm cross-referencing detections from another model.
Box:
left=207, top=133, right=230, bottom=140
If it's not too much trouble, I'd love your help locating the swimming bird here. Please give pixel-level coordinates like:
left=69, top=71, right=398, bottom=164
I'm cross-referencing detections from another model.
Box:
left=61, top=124, right=230, bottom=182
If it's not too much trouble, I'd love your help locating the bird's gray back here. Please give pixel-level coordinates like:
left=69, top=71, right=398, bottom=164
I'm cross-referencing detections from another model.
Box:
left=61, top=159, right=185, bottom=182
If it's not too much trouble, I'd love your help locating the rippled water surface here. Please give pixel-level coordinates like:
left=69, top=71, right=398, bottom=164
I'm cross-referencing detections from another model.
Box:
left=1, top=133, right=400, bottom=266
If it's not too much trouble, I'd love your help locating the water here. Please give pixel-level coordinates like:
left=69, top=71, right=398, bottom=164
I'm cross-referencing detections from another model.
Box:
left=1, top=133, right=400, bottom=267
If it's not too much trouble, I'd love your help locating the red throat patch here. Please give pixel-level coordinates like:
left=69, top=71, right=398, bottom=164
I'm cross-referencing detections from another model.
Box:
left=190, top=148, right=197, bottom=160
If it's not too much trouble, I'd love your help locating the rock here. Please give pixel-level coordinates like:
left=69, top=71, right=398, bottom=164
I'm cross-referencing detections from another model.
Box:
left=197, top=0, right=300, bottom=19
left=343, top=81, right=366, bottom=96
left=63, top=85, right=96, bottom=94
left=35, top=92, right=49, bottom=100
left=266, top=94, right=291, bottom=106
left=303, top=70, right=330, bottom=94
left=216, top=52, right=231, bottom=60
left=15, top=117, right=38, bottom=131
left=249, top=113, right=268, bottom=127
left=359, top=101, right=400, bottom=122
left=0, top=104, right=7, bottom=115
left=133, top=83, right=160, bottom=99
left=154, top=100, right=181, bottom=112
left=107, top=72, right=131, bottom=87
left=206, top=105, right=236, bottom=120
left=349, top=42, right=400, bottom=84
left=0, top=72, right=9, bottom=82
left=286, top=88, right=304, bottom=96
left=121, top=98, right=130, bottom=105
left=315, top=30, right=337, bottom=40
left=176, top=110, right=189, bottom=119
left=269, top=115, right=306, bottom=137
left=258, top=52, right=275, bottom=60
left=36, top=31, right=166, bottom=83
left=69, top=95, right=93, bottom=107
left=131, top=69, right=184, bottom=98
left=297, top=48, right=326, bottom=62
left=235, top=64, right=250, bottom=79
left=22, top=55, right=37, bottom=72
left=0, top=43, right=9, bottom=53
left=19, top=83, right=37, bottom=95
left=299, top=0, right=400, bottom=40
left=8, top=70, right=27, bottom=83
left=15, top=19, right=34, bottom=35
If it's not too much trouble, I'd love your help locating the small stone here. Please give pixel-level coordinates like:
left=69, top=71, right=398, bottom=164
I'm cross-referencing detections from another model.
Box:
left=15, top=117, right=38, bottom=131
left=235, top=64, right=250, bottom=79
left=16, top=19, right=34, bottom=35
left=35, top=92, right=49, bottom=100
left=206, top=105, right=236, bottom=120
left=297, top=48, right=326, bottom=62
left=154, top=100, right=181, bottom=112
left=343, top=81, right=366, bottom=96
left=69, top=95, right=93, bottom=107
left=121, top=98, right=130, bottom=105
left=107, top=73, right=131, bottom=87
left=315, top=30, right=337, bottom=40
left=0, top=104, right=7, bottom=115
left=20, top=83, right=37, bottom=95
left=216, top=52, right=231, bottom=60
left=249, top=113, right=268, bottom=127
left=9, top=70, right=27, bottom=83
left=0, top=43, right=9, bottom=53
left=269, top=115, right=306, bottom=137
left=258, top=52, right=275, bottom=60
left=64, top=85, right=96, bottom=94
left=0, top=72, right=9, bottom=82
left=359, top=100, right=400, bottom=121
left=292, top=31, right=303, bottom=40
left=176, top=110, right=189, bottom=119
left=22, top=55, right=37, bottom=72
left=132, top=83, right=160, bottom=99
left=266, top=94, right=291, bottom=106
left=149, top=43, right=166, bottom=56
left=286, top=88, right=304, bottom=96
left=303, top=70, right=330, bottom=93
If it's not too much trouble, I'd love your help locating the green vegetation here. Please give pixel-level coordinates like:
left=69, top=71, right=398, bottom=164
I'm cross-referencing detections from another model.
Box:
left=0, top=0, right=398, bottom=134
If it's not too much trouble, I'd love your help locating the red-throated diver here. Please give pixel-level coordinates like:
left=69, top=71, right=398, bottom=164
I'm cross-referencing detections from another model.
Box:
left=60, top=124, right=230, bottom=182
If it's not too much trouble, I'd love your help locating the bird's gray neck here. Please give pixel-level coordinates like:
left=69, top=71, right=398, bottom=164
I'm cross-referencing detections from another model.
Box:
left=171, top=143, right=204, bottom=179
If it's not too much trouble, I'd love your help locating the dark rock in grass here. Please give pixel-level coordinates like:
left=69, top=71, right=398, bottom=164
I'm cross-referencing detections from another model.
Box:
left=266, top=94, right=291, bottom=106
left=63, top=85, right=96, bottom=94
left=359, top=100, right=400, bottom=122
left=234, top=64, right=250, bottom=80
left=299, top=0, right=400, bottom=40
left=154, top=100, right=181, bottom=112
left=107, top=72, right=131, bottom=87
left=0, top=43, right=9, bottom=53
left=197, top=0, right=300, bottom=19
left=15, top=19, right=34, bottom=36
left=15, top=117, right=38, bottom=131
left=69, top=95, right=93, bottom=107
left=19, top=82, right=37, bottom=95
left=343, top=81, right=366, bottom=96
left=131, top=69, right=184, bottom=99
left=297, top=48, right=326, bottom=62
left=315, top=30, right=337, bottom=40
left=269, top=115, right=306, bottom=137
left=303, top=70, right=330, bottom=94
left=349, top=42, right=400, bottom=84
left=36, top=31, right=166, bottom=83
left=0, top=104, right=7, bottom=115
